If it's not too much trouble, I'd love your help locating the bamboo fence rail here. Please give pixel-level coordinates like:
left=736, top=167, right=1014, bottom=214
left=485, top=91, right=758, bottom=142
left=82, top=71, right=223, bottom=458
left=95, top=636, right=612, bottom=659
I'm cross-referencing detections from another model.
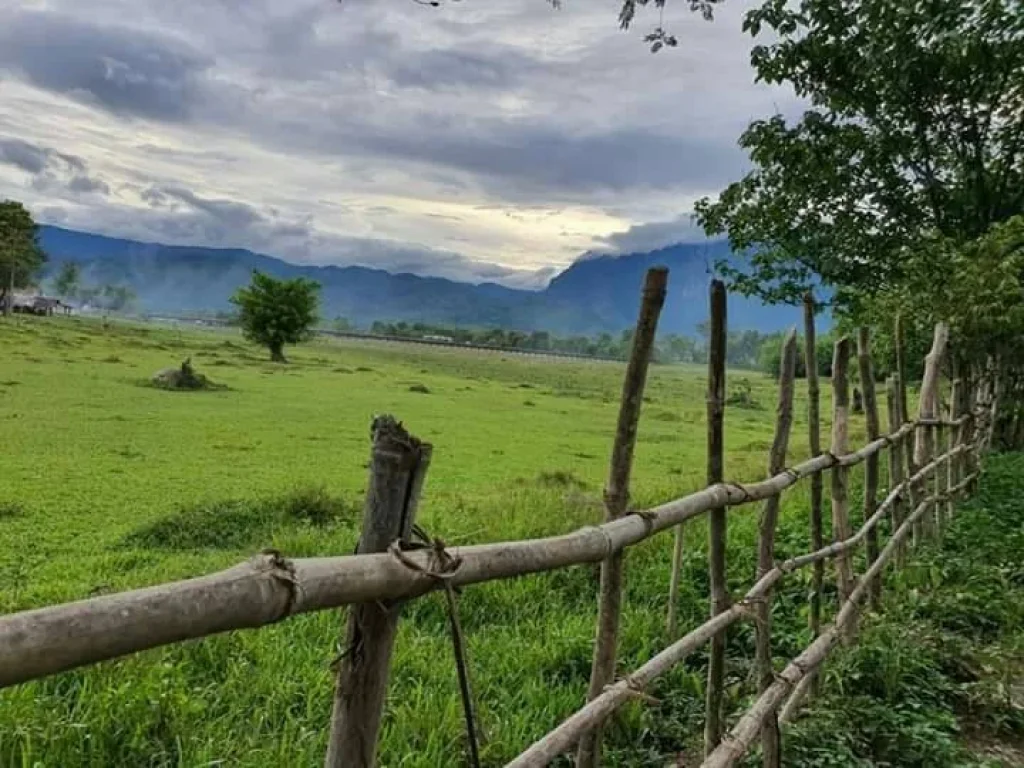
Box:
left=0, top=269, right=994, bottom=768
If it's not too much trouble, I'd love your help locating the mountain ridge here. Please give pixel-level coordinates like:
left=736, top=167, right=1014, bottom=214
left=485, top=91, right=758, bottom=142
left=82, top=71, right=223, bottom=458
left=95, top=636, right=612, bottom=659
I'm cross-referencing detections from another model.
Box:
left=37, top=225, right=798, bottom=335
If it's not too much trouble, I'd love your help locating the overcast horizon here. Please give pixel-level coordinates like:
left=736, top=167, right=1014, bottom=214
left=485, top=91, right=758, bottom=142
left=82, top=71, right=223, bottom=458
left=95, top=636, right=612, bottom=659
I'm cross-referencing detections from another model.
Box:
left=0, top=0, right=798, bottom=289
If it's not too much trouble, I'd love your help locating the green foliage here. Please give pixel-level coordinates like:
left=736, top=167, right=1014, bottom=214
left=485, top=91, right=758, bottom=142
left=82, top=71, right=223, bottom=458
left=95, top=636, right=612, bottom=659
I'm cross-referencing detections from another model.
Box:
left=696, top=0, right=1024, bottom=307
left=0, top=199, right=45, bottom=305
left=53, top=262, right=80, bottom=300
left=758, top=330, right=834, bottom=379
left=230, top=271, right=320, bottom=362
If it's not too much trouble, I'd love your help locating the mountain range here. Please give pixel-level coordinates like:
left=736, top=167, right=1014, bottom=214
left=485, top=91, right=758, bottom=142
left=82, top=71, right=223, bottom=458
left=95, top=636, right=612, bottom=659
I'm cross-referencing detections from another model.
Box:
left=38, top=225, right=803, bottom=336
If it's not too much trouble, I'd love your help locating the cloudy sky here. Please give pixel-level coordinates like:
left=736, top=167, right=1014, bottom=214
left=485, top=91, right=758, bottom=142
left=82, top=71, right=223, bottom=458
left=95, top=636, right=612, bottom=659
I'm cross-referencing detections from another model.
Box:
left=0, top=0, right=796, bottom=288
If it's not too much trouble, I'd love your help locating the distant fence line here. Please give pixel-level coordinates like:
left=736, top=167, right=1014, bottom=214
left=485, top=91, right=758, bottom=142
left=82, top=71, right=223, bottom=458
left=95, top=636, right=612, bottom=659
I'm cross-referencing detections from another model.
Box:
left=0, top=270, right=999, bottom=768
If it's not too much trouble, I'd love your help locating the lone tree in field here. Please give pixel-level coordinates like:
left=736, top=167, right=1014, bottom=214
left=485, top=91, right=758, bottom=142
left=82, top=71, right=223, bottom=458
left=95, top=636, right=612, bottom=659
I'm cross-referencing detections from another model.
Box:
left=231, top=271, right=320, bottom=363
left=0, top=200, right=45, bottom=316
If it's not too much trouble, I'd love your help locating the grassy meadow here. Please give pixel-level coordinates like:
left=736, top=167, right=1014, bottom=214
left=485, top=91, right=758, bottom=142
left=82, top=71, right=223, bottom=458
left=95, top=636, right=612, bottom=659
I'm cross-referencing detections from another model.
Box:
left=0, top=314, right=906, bottom=767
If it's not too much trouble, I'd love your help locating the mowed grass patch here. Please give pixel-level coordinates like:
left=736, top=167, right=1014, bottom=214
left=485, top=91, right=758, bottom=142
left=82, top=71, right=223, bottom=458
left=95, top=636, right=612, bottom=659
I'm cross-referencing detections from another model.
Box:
left=0, top=314, right=885, bottom=766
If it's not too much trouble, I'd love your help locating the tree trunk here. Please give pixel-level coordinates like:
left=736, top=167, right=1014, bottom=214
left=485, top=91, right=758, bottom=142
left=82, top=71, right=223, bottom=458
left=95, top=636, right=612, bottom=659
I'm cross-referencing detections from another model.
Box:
left=270, top=343, right=287, bottom=363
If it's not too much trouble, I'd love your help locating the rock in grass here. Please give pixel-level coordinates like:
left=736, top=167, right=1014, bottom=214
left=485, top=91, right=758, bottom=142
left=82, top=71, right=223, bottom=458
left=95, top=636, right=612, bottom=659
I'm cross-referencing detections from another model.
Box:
left=151, top=357, right=219, bottom=391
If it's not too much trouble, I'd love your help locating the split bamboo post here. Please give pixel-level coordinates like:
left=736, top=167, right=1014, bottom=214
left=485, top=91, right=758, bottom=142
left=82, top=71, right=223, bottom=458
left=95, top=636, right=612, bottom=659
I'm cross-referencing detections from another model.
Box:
left=831, top=337, right=856, bottom=643
left=325, top=416, right=432, bottom=768
left=802, top=293, right=824, bottom=696
left=948, top=367, right=962, bottom=521
left=895, top=315, right=921, bottom=546
left=935, top=402, right=947, bottom=530
left=885, top=377, right=906, bottom=565
left=913, top=323, right=949, bottom=542
left=576, top=266, right=668, bottom=768
left=856, top=328, right=881, bottom=607
left=755, top=329, right=798, bottom=768
left=704, top=279, right=729, bottom=757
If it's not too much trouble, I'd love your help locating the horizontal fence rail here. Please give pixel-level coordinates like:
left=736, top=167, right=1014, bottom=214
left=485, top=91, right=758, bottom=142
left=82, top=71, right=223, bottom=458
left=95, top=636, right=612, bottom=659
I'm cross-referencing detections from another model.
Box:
left=0, top=268, right=1000, bottom=768
left=0, top=417, right=965, bottom=689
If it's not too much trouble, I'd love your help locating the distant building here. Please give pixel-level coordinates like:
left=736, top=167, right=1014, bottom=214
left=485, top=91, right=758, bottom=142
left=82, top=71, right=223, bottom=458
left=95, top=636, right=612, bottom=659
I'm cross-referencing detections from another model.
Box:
left=8, top=292, right=72, bottom=316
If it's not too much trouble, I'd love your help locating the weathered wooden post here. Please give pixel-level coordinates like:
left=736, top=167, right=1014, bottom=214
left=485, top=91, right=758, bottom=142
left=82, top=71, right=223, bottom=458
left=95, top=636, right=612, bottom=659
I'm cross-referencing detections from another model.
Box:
left=949, top=364, right=963, bottom=518
left=885, top=377, right=907, bottom=564
left=831, top=337, right=857, bottom=643
left=325, top=416, right=432, bottom=768
left=704, top=279, right=729, bottom=757
left=913, top=323, right=948, bottom=542
left=857, top=328, right=882, bottom=607
left=576, top=267, right=668, bottom=768
left=755, top=329, right=798, bottom=768
left=803, top=293, right=824, bottom=696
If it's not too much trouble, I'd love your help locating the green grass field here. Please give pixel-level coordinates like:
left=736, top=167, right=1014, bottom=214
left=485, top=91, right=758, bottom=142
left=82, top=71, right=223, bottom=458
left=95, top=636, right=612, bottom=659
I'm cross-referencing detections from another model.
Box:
left=1, top=314, right=990, bottom=768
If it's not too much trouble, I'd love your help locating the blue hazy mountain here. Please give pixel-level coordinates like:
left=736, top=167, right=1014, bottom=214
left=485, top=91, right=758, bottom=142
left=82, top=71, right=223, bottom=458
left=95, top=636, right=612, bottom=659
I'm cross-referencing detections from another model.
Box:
left=38, top=225, right=804, bottom=335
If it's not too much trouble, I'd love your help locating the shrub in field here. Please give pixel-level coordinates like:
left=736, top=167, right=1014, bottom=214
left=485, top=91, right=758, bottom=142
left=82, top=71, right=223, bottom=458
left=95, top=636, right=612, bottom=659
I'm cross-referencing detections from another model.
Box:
left=121, top=487, right=356, bottom=551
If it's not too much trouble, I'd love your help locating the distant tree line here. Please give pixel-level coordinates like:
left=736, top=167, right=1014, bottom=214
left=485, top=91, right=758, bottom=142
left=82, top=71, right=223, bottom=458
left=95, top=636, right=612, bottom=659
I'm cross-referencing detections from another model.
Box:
left=360, top=318, right=796, bottom=370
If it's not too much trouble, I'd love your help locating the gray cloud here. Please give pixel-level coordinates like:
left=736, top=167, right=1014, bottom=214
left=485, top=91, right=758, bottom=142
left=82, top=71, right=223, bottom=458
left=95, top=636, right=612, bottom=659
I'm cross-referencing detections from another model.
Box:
left=0, top=10, right=213, bottom=122
left=594, top=213, right=712, bottom=254
left=352, top=123, right=747, bottom=196
left=0, top=137, right=108, bottom=198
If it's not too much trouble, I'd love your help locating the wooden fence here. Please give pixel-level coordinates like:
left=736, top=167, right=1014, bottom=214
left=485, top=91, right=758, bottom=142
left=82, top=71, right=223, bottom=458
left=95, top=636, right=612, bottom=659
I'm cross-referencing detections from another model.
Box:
left=0, top=268, right=997, bottom=767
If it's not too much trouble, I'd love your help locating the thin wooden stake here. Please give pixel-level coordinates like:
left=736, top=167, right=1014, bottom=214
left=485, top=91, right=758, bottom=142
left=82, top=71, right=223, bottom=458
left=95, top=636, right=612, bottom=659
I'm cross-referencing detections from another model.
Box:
left=913, top=323, right=949, bottom=542
left=326, top=416, right=432, bottom=768
left=756, top=329, right=798, bottom=768
left=576, top=267, right=668, bottom=768
left=885, top=377, right=907, bottom=565
left=802, top=293, right=824, bottom=696
left=830, top=337, right=856, bottom=643
left=856, top=328, right=881, bottom=608
left=895, top=315, right=921, bottom=546
left=704, top=279, right=729, bottom=757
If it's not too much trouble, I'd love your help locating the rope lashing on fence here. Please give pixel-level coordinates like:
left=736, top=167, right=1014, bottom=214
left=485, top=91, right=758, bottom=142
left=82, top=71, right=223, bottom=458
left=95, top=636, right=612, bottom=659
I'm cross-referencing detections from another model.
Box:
left=388, top=525, right=481, bottom=768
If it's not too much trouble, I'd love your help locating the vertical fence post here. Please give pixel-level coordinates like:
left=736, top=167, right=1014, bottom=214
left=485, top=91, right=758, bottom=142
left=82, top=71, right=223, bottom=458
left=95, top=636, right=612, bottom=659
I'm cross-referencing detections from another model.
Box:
left=756, top=329, right=797, bottom=768
left=885, top=377, right=907, bottom=565
left=325, top=416, right=432, bottom=768
left=831, top=338, right=857, bottom=643
left=704, top=279, right=729, bottom=758
left=802, top=293, right=824, bottom=696
left=895, top=316, right=923, bottom=546
left=949, top=365, right=963, bottom=518
left=913, top=323, right=949, bottom=542
left=856, top=328, right=882, bottom=607
left=576, top=267, right=668, bottom=768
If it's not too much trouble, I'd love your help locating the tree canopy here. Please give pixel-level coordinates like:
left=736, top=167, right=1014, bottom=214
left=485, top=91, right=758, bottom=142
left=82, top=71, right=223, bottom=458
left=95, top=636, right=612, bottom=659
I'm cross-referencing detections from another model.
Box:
left=695, top=0, right=1024, bottom=307
left=231, top=271, right=321, bottom=363
left=0, top=200, right=45, bottom=313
